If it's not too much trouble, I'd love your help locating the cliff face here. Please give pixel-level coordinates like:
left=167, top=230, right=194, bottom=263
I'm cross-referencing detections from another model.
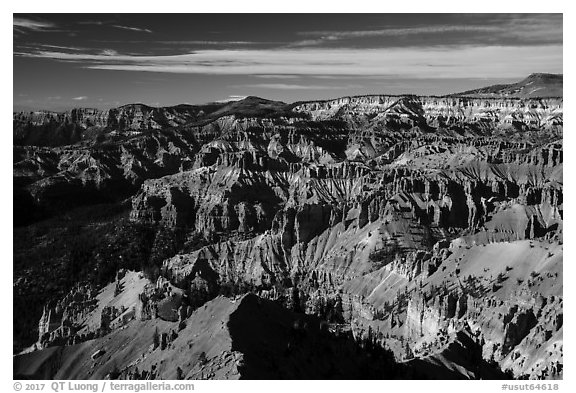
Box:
left=124, top=95, right=562, bottom=378
left=13, top=129, right=201, bottom=225
left=13, top=104, right=207, bottom=146
left=15, top=87, right=563, bottom=379
left=293, top=95, right=562, bottom=126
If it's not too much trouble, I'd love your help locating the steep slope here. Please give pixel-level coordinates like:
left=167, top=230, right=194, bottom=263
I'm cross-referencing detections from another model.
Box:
left=15, top=294, right=409, bottom=380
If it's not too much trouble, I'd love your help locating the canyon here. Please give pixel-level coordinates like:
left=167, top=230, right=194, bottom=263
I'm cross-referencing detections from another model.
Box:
left=13, top=74, right=563, bottom=380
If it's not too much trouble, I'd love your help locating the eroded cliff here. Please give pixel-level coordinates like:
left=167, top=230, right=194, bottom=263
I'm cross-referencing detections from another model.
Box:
left=14, top=83, right=563, bottom=379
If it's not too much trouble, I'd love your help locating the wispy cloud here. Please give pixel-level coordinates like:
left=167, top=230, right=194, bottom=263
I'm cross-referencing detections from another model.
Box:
left=214, top=95, right=247, bottom=103
left=254, top=75, right=301, bottom=79
left=299, top=25, right=499, bottom=39
left=100, top=49, right=119, bottom=56
left=292, top=15, right=562, bottom=47
left=90, top=39, right=281, bottom=48
left=502, top=14, right=563, bottom=42
left=157, top=40, right=266, bottom=45
left=112, top=25, right=152, bottom=33
left=14, top=17, right=56, bottom=34
left=238, top=83, right=362, bottom=90
left=19, top=44, right=92, bottom=53
left=72, top=96, right=88, bottom=101
left=77, top=20, right=112, bottom=26
left=18, top=45, right=563, bottom=79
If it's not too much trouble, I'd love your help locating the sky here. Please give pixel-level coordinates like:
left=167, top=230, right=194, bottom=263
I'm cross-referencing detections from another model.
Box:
left=13, top=13, right=563, bottom=111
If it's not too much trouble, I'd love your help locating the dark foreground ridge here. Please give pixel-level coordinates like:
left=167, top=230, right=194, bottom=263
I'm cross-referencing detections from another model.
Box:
left=14, top=293, right=509, bottom=379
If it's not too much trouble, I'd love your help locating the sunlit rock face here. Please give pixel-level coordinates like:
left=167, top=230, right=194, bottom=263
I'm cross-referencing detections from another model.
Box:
left=15, top=79, right=563, bottom=379
left=124, top=93, right=562, bottom=379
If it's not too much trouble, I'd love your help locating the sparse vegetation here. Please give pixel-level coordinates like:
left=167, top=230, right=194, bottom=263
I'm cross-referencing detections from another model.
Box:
left=368, top=240, right=400, bottom=271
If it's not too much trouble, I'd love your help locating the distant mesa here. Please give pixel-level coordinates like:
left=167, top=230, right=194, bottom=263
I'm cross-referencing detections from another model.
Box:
left=455, top=73, right=563, bottom=98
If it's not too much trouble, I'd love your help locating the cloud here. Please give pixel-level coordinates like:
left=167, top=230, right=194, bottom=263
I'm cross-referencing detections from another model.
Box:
left=100, top=49, right=119, bottom=56
left=214, top=95, right=247, bottom=103
left=89, top=39, right=281, bottom=49
left=293, top=15, right=562, bottom=47
left=289, top=39, right=330, bottom=48
left=14, top=17, right=56, bottom=33
left=39, top=44, right=88, bottom=51
left=72, top=96, right=88, bottom=100
left=239, top=83, right=362, bottom=90
left=112, top=25, right=152, bottom=33
left=501, top=14, right=563, bottom=43
left=254, top=75, right=301, bottom=79
left=157, top=40, right=267, bottom=45
left=299, top=25, right=500, bottom=40
left=19, top=45, right=563, bottom=79
left=77, top=21, right=109, bottom=26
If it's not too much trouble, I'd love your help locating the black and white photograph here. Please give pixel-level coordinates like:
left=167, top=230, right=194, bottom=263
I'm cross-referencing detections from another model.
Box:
left=10, top=7, right=567, bottom=386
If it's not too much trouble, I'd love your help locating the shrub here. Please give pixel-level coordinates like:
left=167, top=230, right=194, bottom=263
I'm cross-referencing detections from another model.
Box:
left=198, top=351, right=207, bottom=365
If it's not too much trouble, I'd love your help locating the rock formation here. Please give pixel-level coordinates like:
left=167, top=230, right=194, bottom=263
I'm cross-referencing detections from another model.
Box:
left=14, top=75, right=563, bottom=379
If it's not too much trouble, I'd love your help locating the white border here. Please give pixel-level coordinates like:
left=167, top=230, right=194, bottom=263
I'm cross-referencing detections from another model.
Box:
left=3, top=2, right=572, bottom=392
